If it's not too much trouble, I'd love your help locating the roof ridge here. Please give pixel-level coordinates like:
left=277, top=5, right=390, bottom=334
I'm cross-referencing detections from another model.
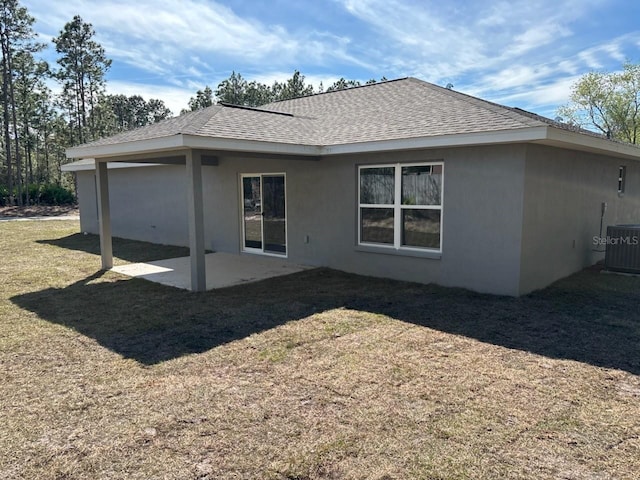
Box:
left=407, top=78, right=547, bottom=128
left=180, top=105, right=223, bottom=134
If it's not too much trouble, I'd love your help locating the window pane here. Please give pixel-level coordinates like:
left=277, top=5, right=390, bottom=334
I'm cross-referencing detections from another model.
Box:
left=360, top=167, right=395, bottom=204
left=361, top=208, right=394, bottom=244
left=243, top=177, right=262, bottom=249
left=263, top=175, right=286, bottom=254
left=402, top=209, right=441, bottom=249
left=402, top=165, right=442, bottom=206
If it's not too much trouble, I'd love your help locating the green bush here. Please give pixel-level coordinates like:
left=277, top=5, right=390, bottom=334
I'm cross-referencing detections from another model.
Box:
left=37, top=184, right=75, bottom=205
left=27, top=184, right=40, bottom=202
left=0, top=183, right=76, bottom=206
left=0, top=185, right=8, bottom=207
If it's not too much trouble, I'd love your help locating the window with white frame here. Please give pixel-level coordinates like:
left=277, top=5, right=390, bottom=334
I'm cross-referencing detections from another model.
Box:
left=358, top=162, right=443, bottom=251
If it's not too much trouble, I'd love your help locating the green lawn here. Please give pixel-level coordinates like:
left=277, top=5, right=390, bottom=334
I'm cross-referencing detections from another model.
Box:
left=1, top=220, right=639, bottom=479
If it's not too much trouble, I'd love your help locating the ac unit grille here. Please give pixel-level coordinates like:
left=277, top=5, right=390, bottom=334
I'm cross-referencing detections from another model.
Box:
left=605, top=225, right=640, bottom=274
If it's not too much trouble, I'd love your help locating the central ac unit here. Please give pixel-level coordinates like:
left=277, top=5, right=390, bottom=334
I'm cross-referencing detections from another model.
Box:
left=604, top=225, right=640, bottom=273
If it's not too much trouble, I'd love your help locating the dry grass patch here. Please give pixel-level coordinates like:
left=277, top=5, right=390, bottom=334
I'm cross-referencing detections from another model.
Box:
left=1, top=220, right=639, bottom=479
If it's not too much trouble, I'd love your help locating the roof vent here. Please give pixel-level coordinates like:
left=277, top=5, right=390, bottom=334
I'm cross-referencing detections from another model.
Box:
left=604, top=225, right=640, bottom=273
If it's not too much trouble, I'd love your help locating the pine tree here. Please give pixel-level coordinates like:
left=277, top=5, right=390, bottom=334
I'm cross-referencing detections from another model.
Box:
left=53, top=15, right=111, bottom=145
left=1, top=0, right=41, bottom=205
left=14, top=50, right=49, bottom=202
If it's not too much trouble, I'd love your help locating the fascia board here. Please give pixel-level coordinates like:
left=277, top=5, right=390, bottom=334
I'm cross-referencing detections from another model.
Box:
left=542, top=127, right=640, bottom=160
left=66, top=133, right=323, bottom=160
left=321, top=127, right=549, bottom=155
left=182, top=134, right=322, bottom=156
left=66, top=135, right=187, bottom=159
left=64, top=125, right=640, bottom=163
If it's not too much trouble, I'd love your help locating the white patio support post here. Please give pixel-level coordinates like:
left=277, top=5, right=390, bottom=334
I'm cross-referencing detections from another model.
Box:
left=95, top=160, right=113, bottom=270
left=186, top=149, right=206, bottom=292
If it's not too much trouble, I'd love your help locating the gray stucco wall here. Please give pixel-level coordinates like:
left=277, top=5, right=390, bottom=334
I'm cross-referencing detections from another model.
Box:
left=76, top=144, right=528, bottom=296
left=76, top=165, right=188, bottom=246
left=249, top=145, right=527, bottom=296
left=519, top=144, right=640, bottom=294
left=77, top=142, right=640, bottom=296
left=76, top=170, right=99, bottom=234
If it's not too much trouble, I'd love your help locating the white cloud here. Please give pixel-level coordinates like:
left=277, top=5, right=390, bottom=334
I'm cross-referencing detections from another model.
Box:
left=23, top=0, right=364, bottom=84
left=506, top=23, right=572, bottom=57
left=336, top=0, right=640, bottom=116
left=337, top=0, right=609, bottom=81
left=483, top=75, right=583, bottom=109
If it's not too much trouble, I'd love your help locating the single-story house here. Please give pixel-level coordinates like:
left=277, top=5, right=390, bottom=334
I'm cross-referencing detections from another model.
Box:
left=63, top=77, right=640, bottom=296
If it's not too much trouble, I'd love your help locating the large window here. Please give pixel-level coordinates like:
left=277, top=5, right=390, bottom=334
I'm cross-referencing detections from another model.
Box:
left=358, top=162, right=443, bottom=252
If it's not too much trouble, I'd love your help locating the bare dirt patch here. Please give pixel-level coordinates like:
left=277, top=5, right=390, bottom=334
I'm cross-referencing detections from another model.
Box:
left=0, top=204, right=79, bottom=218
left=1, top=220, right=639, bottom=479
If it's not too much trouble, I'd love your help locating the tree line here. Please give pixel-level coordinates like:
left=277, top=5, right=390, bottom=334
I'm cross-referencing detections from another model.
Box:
left=184, top=71, right=387, bottom=111
left=0, top=1, right=173, bottom=206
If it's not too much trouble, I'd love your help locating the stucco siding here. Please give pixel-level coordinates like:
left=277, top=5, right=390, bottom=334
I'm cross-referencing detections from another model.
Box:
left=304, top=147, right=526, bottom=295
left=436, top=146, right=526, bottom=295
left=519, top=144, right=640, bottom=294
left=200, top=145, right=526, bottom=295
left=76, top=170, right=98, bottom=234
left=77, top=144, right=530, bottom=296
left=77, top=165, right=189, bottom=246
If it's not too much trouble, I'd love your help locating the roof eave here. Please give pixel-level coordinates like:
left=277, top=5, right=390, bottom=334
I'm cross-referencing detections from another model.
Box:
left=66, top=134, right=187, bottom=159
left=322, top=126, right=640, bottom=160
left=538, top=127, right=640, bottom=160
left=65, top=125, right=640, bottom=163
left=182, top=134, right=322, bottom=156
left=321, top=126, right=549, bottom=155
left=66, top=133, right=322, bottom=160
left=61, top=160, right=164, bottom=172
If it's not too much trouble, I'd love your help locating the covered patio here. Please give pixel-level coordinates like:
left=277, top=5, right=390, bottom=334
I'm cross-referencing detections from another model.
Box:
left=111, top=252, right=310, bottom=290
left=65, top=105, right=322, bottom=292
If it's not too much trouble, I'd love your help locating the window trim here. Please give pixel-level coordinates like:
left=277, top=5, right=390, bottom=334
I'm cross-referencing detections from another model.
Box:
left=357, top=161, right=444, bottom=254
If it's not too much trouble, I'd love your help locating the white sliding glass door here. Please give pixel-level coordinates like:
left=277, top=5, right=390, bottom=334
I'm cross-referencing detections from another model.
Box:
left=241, top=174, right=287, bottom=255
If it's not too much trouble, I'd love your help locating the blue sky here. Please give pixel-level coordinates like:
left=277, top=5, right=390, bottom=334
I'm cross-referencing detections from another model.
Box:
left=22, top=0, right=640, bottom=117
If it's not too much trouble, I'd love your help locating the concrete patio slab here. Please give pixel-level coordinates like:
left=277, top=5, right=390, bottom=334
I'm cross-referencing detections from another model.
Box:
left=111, top=252, right=310, bottom=290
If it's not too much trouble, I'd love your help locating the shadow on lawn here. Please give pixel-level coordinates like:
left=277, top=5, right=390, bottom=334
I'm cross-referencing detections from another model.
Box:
left=38, top=233, right=191, bottom=263
left=10, top=265, right=640, bottom=373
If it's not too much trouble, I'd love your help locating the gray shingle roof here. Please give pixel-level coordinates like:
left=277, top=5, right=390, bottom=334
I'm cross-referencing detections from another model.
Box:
left=264, top=77, right=546, bottom=145
left=75, top=77, right=621, bottom=150
left=81, top=106, right=223, bottom=147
